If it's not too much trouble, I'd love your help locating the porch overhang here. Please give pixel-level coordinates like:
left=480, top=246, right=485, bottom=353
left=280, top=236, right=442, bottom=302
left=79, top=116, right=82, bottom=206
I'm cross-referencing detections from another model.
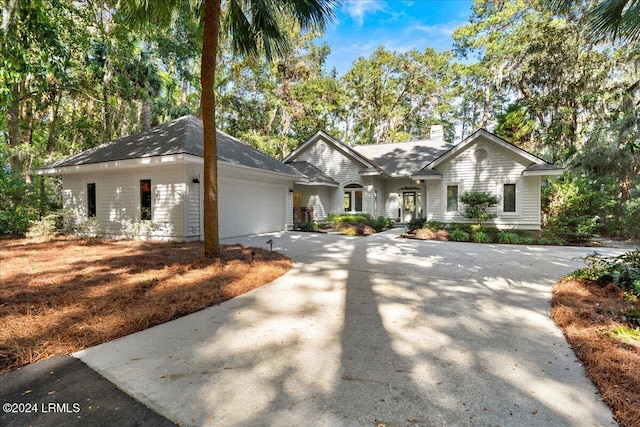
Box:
left=522, top=164, right=564, bottom=177
left=411, top=169, right=442, bottom=180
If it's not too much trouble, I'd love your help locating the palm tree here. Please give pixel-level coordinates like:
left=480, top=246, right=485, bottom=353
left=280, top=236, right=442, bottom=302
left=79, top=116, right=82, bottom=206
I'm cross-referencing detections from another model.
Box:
left=118, top=0, right=340, bottom=257
left=550, top=0, right=640, bottom=43
left=589, top=0, right=640, bottom=42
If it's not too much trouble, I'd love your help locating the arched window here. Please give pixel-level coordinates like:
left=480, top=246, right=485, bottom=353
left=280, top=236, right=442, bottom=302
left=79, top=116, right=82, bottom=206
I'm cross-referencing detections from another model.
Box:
left=344, top=183, right=363, bottom=213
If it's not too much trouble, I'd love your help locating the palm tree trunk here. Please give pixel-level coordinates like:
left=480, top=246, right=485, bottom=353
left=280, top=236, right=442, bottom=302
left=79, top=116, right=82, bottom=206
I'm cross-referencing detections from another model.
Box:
left=201, top=0, right=221, bottom=258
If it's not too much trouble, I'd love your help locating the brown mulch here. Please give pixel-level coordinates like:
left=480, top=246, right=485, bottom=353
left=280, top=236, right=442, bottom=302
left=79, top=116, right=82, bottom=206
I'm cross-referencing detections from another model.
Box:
left=411, top=228, right=449, bottom=240
left=551, top=278, right=640, bottom=427
left=0, top=237, right=291, bottom=376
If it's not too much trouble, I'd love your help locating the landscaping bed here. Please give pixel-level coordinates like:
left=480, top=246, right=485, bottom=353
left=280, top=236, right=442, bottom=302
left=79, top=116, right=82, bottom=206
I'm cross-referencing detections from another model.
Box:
left=402, top=219, right=563, bottom=245
left=297, top=214, right=393, bottom=236
left=551, top=251, right=640, bottom=427
left=0, top=237, right=291, bottom=376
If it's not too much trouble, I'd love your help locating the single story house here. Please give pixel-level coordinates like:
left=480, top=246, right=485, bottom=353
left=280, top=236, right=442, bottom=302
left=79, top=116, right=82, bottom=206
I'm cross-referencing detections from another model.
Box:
left=284, top=126, right=563, bottom=230
left=38, top=116, right=563, bottom=241
left=36, top=115, right=300, bottom=240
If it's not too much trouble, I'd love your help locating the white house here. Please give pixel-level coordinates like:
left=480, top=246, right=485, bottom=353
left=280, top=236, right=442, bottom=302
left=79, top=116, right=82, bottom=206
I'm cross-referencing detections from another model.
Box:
left=284, top=126, right=563, bottom=230
left=36, top=115, right=300, bottom=240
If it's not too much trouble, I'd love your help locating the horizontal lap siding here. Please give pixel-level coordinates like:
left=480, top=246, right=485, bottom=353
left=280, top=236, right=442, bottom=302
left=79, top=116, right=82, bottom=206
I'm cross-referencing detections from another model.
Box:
left=62, top=166, right=187, bottom=239
left=295, top=137, right=371, bottom=216
left=430, top=139, right=541, bottom=229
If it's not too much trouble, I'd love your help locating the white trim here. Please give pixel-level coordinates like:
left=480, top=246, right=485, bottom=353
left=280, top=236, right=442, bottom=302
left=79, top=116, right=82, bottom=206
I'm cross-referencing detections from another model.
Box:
left=522, top=168, right=564, bottom=177
left=343, top=183, right=364, bottom=213
left=426, top=129, right=548, bottom=170
left=284, top=130, right=378, bottom=170
left=497, top=180, right=521, bottom=217
left=136, top=175, right=154, bottom=222
left=443, top=181, right=463, bottom=219
left=36, top=154, right=202, bottom=176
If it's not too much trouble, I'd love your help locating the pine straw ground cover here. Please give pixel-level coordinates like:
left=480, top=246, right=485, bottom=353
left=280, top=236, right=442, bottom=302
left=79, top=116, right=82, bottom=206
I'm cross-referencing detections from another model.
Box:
left=551, top=278, right=640, bottom=427
left=0, top=237, right=291, bottom=376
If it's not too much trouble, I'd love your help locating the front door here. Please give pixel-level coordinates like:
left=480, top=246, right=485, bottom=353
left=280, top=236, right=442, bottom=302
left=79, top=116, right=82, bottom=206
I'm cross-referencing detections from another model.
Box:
left=402, top=191, right=417, bottom=222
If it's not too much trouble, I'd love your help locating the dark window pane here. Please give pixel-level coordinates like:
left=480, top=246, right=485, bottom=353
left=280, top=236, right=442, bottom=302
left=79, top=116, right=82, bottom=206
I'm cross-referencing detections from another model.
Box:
left=140, top=179, right=152, bottom=220
left=447, top=185, right=458, bottom=212
left=355, top=191, right=363, bottom=212
left=87, top=183, right=96, bottom=218
left=504, top=184, right=516, bottom=212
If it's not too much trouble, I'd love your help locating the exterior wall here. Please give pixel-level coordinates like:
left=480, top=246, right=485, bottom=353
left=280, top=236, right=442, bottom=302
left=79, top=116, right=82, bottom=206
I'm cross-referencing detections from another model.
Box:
left=62, top=165, right=187, bottom=239
left=428, top=139, right=542, bottom=229
left=185, top=164, right=203, bottom=240
left=294, top=136, right=375, bottom=216
left=294, top=185, right=332, bottom=220
left=381, top=178, right=421, bottom=220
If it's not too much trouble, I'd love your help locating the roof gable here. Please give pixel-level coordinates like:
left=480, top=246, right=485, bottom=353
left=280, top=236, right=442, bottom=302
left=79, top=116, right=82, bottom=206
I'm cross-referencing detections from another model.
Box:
left=284, top=130, right=380, bottom=170
left=40, top=115, right=298, bottom=176
left=423, top=129, right=553, bottom=171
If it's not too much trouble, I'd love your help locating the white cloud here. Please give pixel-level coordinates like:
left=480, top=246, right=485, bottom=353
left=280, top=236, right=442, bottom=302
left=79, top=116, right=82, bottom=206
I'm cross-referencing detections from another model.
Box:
left=343, top=0, right=387, bottom=25
left=415, top=22, right=457, bottom=37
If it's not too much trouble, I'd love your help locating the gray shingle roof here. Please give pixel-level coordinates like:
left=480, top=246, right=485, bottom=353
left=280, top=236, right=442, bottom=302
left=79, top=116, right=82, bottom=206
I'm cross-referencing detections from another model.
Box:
left=287, top=161, right=339, bottom=186
left=353, top=139, right=453, bottom=176
left=40, top=115, right=298, bottom=176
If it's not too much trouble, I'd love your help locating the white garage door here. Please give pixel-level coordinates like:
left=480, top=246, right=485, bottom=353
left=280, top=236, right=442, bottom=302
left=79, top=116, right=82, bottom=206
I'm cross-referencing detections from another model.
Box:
left=218, top=177, right=287, bottom=238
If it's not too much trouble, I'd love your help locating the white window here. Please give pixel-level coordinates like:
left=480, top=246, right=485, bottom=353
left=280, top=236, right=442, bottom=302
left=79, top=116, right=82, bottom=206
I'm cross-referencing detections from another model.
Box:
left=140, top=179, right=152, bottom=220
left=503, top=183, right=516, bottom=213
left=446, top=184, right=459, bottom=212
left=498, top=181, right=520, bottom=216
left=344, top=184, right=363, bottom=213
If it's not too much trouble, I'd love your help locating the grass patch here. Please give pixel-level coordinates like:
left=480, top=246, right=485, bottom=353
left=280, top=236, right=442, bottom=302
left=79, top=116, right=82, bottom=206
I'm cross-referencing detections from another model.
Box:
left=0, top=237, right=291, bottom=375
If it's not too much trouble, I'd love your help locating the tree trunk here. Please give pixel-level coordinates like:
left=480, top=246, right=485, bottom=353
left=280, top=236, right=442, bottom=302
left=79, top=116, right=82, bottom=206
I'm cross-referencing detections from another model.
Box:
left=8, top=81, right=25, bottom=178
left=142, top=101, right=152, bottom=130
left=201, top=0, right=221, bottom=258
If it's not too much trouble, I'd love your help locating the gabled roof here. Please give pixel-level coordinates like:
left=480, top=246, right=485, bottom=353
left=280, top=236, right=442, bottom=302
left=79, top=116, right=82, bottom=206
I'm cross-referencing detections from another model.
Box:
left=422, top=128, right=557, bottom=171
left=353, top=139, right=452, bottom=177
left=284, top=130, right=382, bottom=172
left=287, top=161, right=340, bottom=186
left=39, top=115, right=298, bottom=177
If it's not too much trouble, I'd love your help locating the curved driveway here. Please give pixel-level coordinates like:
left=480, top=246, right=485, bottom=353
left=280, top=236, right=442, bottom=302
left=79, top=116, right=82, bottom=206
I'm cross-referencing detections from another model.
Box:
left=77, top=229, right=623, bottom=426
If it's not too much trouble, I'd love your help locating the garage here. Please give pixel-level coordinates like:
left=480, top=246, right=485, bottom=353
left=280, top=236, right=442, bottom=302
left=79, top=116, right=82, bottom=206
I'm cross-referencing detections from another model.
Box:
left=38, top=115, right=300, bottom=241
left=218, top=177, right=288, bottom=238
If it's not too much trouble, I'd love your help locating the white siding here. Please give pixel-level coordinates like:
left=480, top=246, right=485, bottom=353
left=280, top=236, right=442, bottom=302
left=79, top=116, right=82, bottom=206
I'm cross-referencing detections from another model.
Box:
left=294, top=137, right=374, bottom=216
left=60, top=166, right=187, bottom=240
left=296, top=186, right=332, bottom=220
left=428, top=138, right=542, bottom=229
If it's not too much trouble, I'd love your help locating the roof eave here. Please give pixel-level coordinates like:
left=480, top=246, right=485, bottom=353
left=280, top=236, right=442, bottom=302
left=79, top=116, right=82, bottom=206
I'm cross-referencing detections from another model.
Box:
left=35, top=153, right=200, bottom=175
left=522, top=168, right=564, bottom=177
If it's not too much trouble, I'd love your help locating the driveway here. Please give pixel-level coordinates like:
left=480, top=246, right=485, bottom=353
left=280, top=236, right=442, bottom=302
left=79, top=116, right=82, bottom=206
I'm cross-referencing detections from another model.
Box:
left=76, top=229, right=621, bottom=426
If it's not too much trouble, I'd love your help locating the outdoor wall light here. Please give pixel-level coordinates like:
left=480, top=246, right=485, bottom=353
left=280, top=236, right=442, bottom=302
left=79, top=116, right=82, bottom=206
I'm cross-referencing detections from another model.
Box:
left=192, top=176, right=200, bottom=184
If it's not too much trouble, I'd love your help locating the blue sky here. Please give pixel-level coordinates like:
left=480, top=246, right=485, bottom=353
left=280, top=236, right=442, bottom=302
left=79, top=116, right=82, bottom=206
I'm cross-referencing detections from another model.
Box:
left=322, top=0, right=474, bottom=75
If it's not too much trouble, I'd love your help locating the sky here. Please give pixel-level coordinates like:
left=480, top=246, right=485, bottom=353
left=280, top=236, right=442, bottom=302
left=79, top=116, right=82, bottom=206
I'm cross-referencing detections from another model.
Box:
left=322, top=0, right=474, bottom=75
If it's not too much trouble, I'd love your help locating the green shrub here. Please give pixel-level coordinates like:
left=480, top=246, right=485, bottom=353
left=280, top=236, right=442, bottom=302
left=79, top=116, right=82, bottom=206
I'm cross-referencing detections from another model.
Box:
left=25, top=214, right=59, bottom=239
left=0, top=172, right=39, bottom=236
left=578, top=250, right=640, bottom=297
left=423, top=221, right=446, bottom=231
left=472, top=231, right=491, bottom=243
left=298, top=221, right=318, bottom=232
left=449, top=229, right=470, bottom=242
left=327, top=213, right=372, bottom=225
left=460, top=191, right=498, bottom=225
left=542, top=177, right=601, bottom=243
left=497, top=232, right=521, bottom=244
left=407, top=217, right=426, bottom=231
left=368, top=216, right=392, bottom=232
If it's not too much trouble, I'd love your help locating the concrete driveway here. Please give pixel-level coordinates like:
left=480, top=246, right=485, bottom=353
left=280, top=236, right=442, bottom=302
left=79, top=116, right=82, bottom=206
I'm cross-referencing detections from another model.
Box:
left=76, top=229, right=622, bottom=426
